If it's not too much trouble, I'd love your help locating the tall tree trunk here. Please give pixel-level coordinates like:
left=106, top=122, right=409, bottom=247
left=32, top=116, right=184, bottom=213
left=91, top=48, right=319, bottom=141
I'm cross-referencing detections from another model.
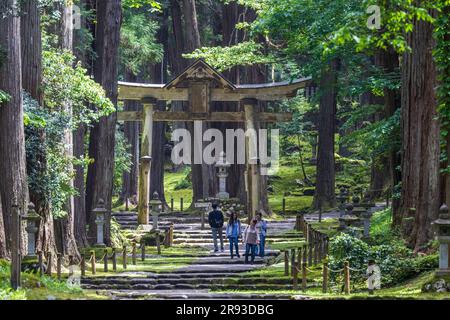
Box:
left=86, top=0, right=121, bottom=245
left=73, top=0, right=90, bottom=248
left=73, top=0, right=93, bottom=248
left=149, top=13, right=169, bottom=206
left=20, top=0, right=57, bottom=262
left=0, top=194, right=6, bottom=258
left=51, top=0, right=81, bottom=261
left=313, top=59, right=339, bottom=209
left=120, top=71, right=139, bottom=207
left=399, top=12, right=440, bottom=251
left=0, top=0, right=28, bottom=276
left=182, top=0, right=217, bottom=202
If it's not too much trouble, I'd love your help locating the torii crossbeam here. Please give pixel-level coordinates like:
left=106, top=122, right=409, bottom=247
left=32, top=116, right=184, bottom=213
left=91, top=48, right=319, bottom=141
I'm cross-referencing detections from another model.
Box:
left=117, top=59, right=311, bottom=224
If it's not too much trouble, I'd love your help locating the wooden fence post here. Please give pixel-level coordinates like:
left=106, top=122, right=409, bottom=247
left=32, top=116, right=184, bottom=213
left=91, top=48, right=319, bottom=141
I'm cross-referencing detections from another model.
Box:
left=293, top=263, right=298, bottom=290
left=314, top=232, right=319, bottom=266
left=282, top=198, right=286, bottom=214
left=322, top=262, right=328, bottom=293
left=112, top=248, right=117, bottom=272
left=141, top=243, right=145, bottom=261
left=68, top=255, right=74, bottom=276
left=297, top=247, right=302, bottom=272
left=91, top=251, right=96, bottom=275
left=123, top=246, right=127, bottom=269
left=103, top=249, right=108, bottom=272
left=170, top=198, right=174, bottom=212
left=284, top=251, right=289, bottom=276
left=57, top=253, right=62, bottom=280
left=290, top=248, right=296, bottom=276
left=46, top=252, right=52, bottom=276
left=308, top=237, right=313, bottom=267
left=81, top=255, right=86, bottom=276
left=302, top=263, right=307, bottom=292
left=132, top=242, right=137, bottom=265
left=302, top=244, right=307, bottom=266
left=344, top=261, right=350, bottom=294
left=38, top=251, right=44, bottom=277
left=156, top=232, right=161, bottom=255
left=180, top=197, right=184, bottom=212
left=170, top=223, right=174, bottom=246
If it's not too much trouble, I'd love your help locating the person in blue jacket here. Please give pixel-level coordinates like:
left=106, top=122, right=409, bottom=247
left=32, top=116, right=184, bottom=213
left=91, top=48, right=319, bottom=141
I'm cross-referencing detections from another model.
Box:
left=255, top=212, right=268, bottom=257
left=226, top=211, right=241, bottom=259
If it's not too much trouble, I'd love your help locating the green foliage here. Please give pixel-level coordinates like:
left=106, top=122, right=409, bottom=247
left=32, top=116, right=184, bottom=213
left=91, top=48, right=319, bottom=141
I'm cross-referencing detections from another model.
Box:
left=434, top=1, right=450, bottom=173
left=122, top=0, right=161, bottom=11
left=0, top=90, right=10, bottom=104
left=184, top=41, right=273, bottom=72
left=24, top=94, right=76, bottom=218
left=25, top=49, right=114, bottom=218
left=113, top=129, right=132, bottom=195
left=42, top=49, right=115, bottom=127
left=120, top=13, right=163, bottom=76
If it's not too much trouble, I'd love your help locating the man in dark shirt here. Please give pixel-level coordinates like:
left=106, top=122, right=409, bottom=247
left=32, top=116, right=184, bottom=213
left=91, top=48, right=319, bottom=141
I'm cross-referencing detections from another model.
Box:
left=208, top=203, right=224, bottom=252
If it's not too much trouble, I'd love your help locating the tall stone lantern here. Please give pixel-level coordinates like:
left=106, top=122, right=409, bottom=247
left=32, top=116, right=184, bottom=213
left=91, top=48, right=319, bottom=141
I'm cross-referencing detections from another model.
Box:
left=432, top=204, right=450, bottom=276
left=215, top=151, right=230, bottom=199
left=23, top=202, right=41, bottom=258
left=93, top=199, right=107, bottom=247
left=336, top=187, right=348, bottom=217
left=149, top=191, right=163, bottom=230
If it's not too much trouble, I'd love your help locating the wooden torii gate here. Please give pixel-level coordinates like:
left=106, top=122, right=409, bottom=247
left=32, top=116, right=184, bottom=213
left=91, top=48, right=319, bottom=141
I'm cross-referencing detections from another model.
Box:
left=117, top=59, right=311, bottom=225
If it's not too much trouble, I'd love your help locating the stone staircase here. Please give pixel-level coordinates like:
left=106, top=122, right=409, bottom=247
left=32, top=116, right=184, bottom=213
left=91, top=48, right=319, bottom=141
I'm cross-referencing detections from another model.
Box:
left=82, top=215, right=309, bottom=300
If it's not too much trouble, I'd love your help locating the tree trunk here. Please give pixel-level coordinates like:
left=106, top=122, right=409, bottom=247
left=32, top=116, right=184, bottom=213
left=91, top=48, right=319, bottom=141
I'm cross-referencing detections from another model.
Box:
left=86, top=0, right=122, bottom=245
left=313, top=59, right=339, bottom=209
left=0, top=194, right=7, bottom=258
left=149, top=13, right=169, bottom=205
left=0, top=0, right=29, bottom=270
left=20, top=0, right=58, bottom=262
left=399, top=12, right=440, bottom=251
left=120, top=71, right=139, bottom=207
left=52, top=0, right=81, bottom=261
left=72, top=0, right=90, bottom=248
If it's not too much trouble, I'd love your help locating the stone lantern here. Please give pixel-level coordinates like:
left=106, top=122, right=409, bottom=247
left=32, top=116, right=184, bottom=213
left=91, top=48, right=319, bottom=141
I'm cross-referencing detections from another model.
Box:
left=93, top=198, right=107, bottom=247
left=215, top=151, right=230, bottom=199
left=432, top=204, right=450, bottom=276
left=22, top=202, right=41, bottom=258
left=336, top=187, right=348, bottom=217
left=339, top=203, right=360, bottom=232
left=149, top=191, right=163, bottom=230
left=361, top=210, right=373, bottom=239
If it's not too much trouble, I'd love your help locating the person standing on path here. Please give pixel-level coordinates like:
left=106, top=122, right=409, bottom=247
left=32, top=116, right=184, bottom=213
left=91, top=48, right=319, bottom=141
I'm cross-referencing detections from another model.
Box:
left=242, top=219, right=260, bottom=264
left=208, top=203, right=224, bottom=252
left=255, top=212, right=268, bottom=257
left=226, top=211, right=241, bottom=259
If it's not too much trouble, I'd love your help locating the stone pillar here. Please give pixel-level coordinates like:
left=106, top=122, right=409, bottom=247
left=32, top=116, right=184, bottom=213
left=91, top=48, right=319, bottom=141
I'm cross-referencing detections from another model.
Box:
left=93, top=199, right=107, bottom=247
left=243, top=98, right=260, bottom=220
left=138, top=97, right=156, bottom=225
left=215, top=151, right=230, bottom=199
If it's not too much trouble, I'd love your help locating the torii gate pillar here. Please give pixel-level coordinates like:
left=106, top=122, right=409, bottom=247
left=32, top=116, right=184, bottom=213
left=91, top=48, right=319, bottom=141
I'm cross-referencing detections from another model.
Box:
left=138, top=97, right=156, bottom=225
left=243, top=98, right=261, bottom=221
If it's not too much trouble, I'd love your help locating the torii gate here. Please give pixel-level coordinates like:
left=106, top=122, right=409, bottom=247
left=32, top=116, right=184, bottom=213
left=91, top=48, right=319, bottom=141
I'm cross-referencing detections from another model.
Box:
left=117, top=59, right=311, bottom=225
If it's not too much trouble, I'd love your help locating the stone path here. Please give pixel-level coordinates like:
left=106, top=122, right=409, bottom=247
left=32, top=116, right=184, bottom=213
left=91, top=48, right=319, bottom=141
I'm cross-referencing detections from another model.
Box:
left=82, top=213, right=308, bottom=300
left=84, top=205, right=386, bottom=300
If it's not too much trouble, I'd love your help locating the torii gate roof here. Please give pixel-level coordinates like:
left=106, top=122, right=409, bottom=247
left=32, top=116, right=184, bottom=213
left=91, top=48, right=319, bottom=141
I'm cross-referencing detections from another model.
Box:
left=118, top=59, right=312, bottom=102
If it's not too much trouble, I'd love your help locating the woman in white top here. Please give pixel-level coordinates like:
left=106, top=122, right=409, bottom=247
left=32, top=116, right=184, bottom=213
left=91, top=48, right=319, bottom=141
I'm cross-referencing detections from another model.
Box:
left=242, top=219, right=260, bottom=264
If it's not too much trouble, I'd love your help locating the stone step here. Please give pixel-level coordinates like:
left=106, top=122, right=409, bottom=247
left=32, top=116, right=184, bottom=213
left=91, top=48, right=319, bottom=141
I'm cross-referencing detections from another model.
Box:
left=172, top=238, right=301, bottom=245
left=96, top=290, right=303, bottom=300
left=82, top=276, right=293, bottom=285
left=82, top=283, right=309, bottom=291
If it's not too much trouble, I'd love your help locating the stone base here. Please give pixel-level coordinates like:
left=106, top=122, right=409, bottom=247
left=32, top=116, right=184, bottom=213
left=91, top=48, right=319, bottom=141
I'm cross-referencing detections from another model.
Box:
left=435, top=270, right=450, bottom=277
left=216, top=192, right=229, bottom=199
